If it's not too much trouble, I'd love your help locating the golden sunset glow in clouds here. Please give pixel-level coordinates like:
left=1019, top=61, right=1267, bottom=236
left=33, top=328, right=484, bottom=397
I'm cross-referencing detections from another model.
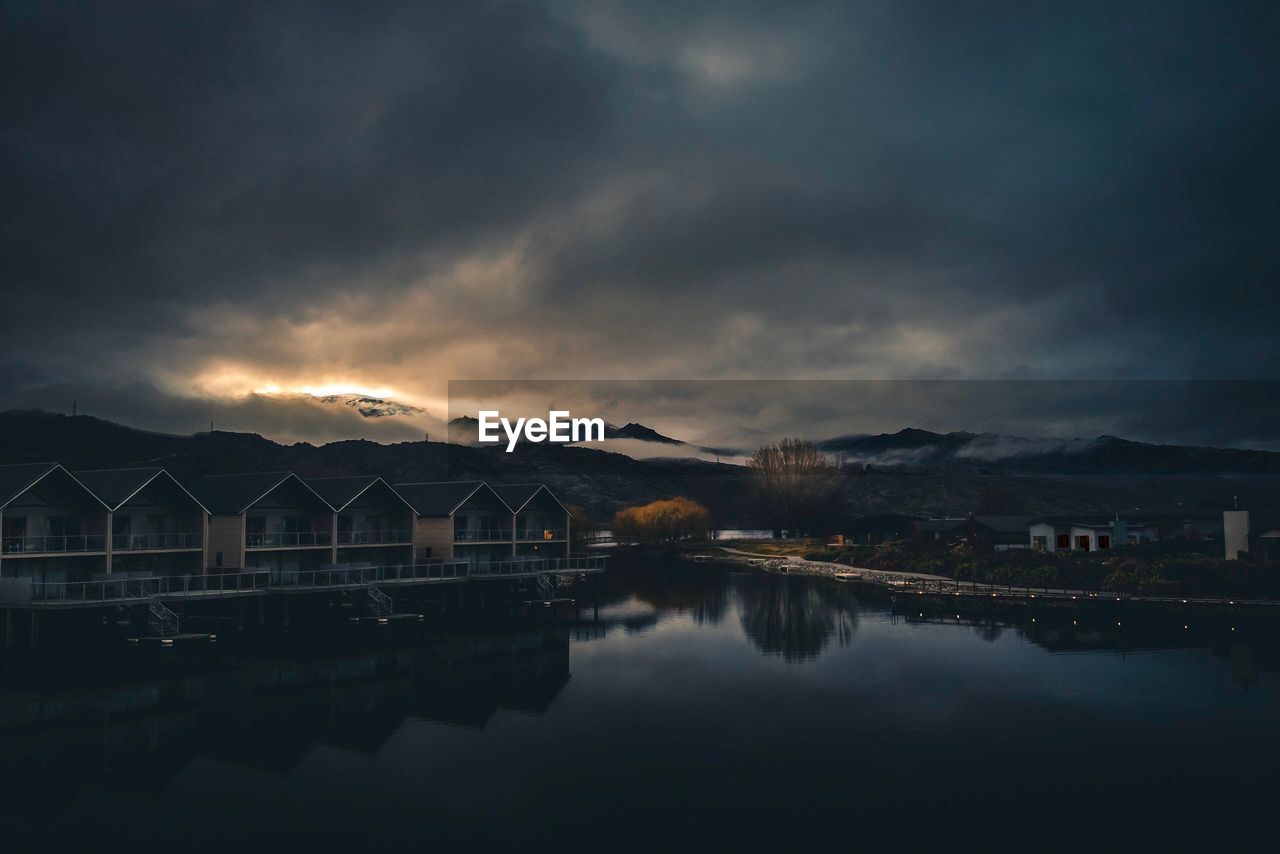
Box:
left=2, top=2, right=1275, bottom=447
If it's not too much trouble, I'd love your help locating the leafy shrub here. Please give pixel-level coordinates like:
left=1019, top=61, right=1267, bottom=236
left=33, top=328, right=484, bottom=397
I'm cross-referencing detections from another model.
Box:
left=612, top=497, right=712, bottom=542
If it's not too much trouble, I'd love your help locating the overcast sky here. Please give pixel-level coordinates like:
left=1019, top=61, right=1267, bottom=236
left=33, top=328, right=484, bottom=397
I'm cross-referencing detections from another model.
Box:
left=2, top=1, right=1277, bottom=447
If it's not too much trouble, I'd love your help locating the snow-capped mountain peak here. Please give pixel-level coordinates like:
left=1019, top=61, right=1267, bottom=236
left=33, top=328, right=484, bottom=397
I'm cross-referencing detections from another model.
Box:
left=316, top=393, right=424, bottom=418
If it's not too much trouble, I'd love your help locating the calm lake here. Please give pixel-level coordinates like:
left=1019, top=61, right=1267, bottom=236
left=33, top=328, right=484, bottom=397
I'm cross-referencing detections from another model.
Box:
left=3, top=555, right=1278, bottom=850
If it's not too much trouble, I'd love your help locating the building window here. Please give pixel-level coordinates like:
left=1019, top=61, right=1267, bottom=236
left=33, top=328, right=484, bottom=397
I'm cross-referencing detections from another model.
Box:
left=1076, top=535, right=1091, bottom=551
left=1056, top=534, right=1069, bottom=549
left=1098, top=535, right=1111, bottom=549
left=1032, top=536, right=1048, bottom=550
left=47, top=515, right=81, bottom=537
left=215, top=551, right=223, bottom=567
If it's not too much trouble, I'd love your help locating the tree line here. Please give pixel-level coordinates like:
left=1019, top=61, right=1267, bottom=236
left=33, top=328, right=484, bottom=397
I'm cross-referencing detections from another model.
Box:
left=603, top=438, right=843, bottom=542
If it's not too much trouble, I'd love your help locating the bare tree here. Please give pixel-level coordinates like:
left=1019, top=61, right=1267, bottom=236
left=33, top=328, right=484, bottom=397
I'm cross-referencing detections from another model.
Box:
left=747, top=438, right=842, bottom=537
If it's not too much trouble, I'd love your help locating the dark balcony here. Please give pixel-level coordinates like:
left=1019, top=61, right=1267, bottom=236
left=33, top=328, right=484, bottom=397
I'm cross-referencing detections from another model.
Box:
left=337, top=529, right=411, bottom=545
left=516, top=528, right=567, bottom=542
left=454, top=528, right=512, bottom=542
left=2, top=534, right=107, bottom=554
left=246, top=531, right=333, bottom=548
left=112, top=531, right=203, bottom=551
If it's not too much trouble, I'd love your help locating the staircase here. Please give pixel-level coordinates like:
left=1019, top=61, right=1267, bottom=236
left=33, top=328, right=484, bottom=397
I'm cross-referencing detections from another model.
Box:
left=147, top=598, right=180, bottom=637
left=365, top=581, right=393, bottom=617
left=535, top=573, right=555, bottom=600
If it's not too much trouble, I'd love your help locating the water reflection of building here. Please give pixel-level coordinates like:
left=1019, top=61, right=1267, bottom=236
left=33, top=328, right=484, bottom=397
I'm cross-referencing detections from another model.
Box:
left=0, top=627, right=572, bottom=801
left=413, top=630, right=571, bottom=726
left=1229, top=644, right=1257, bottom=689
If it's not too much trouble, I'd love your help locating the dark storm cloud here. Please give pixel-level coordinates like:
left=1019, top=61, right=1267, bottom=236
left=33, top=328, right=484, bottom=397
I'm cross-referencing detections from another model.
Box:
left=3, top=1, right=615, bottom=313
left=1, top=0, right=1277, bottom=443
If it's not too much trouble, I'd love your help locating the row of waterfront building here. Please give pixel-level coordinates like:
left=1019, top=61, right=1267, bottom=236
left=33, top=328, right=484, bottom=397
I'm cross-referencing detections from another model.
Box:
left=0, top=462, right=575, bottom=586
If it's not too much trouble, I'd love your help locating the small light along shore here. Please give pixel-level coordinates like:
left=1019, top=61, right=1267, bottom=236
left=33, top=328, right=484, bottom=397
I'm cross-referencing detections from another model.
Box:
left=687, top=546, right=1280, bottom=613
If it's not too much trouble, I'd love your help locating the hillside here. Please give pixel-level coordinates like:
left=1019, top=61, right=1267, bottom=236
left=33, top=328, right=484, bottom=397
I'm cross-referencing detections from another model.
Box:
left=820, top=428, right=1280, bottom=475
left=2, top=410, right=1276, bottom=521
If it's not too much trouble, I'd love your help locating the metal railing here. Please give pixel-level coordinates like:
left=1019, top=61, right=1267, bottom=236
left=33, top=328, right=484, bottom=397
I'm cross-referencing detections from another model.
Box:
left=468, top=556, right=545, bottom=578
left=0, top=555, right=606, bottom=606
left=148, top=599, right=181, bottom=636
left=337, top=529, right=411, bottom=545
left=269, top=562, right=469, bottom=590
left=535, top=574, right=555, bottom=599
left=23, top=571, right=271, bottom=604
left=246, top=531, right=332, bottom=548
left=365, top=583, right=393, bottom=617
left=516, top=528, right=567, bottom=542
left=113, top=532, right=203, bottom=551
left=421, top=559, right=469, bottom=580
left=454, top=529, right=512, bottom=542
left=2, top=534, right=107, bottom=554
left=553, top=555, right=609, bottom=573
left=469, top=555, right=609, bottom=578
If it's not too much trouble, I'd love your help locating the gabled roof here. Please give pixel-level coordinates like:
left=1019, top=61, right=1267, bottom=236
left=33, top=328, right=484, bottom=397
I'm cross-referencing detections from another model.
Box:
left=188, top=471, right=333, bottom=515
left=0, top=462, right=60, bottom=509
left=306, top=476, right=414, bottom=513
left=73, top=467, right=210, bottom=514
left=393, top=481, right=510, bottom=516
left=0, top=462, right=109, bottom=511
left=491, top=483, right=568, bottom=515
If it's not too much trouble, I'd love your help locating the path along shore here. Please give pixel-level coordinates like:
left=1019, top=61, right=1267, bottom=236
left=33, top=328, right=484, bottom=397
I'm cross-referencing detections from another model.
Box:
left=696, top=547, right=1280, bottom=611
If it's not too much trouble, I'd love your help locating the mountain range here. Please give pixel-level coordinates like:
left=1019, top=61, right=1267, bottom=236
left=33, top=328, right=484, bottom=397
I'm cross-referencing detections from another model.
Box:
left=818, top=428, right=1280, bottom=476
left=309, top=396, right=1280, bottom=477
left=2, top=409, right=1277, bottom=519
left=446, top=415, right=684, bottom=445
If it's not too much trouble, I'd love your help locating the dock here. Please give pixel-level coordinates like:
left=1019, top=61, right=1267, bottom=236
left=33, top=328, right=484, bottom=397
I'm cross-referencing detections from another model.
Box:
left=0, top=555, right=608, bottom=650
left=0, top=555, right=607, bottom=610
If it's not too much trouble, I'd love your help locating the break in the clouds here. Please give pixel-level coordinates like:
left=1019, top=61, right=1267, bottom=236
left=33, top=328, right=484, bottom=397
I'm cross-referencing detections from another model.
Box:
left=2, top=1, right=1277, bottom=443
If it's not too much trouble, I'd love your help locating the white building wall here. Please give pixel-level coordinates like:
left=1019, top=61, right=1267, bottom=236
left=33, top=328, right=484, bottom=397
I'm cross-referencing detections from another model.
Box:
left=1029, top=522, right=1056, bottom=551
left=1069, top=526, right=1099, bottom=552
left=1224, top=510, right=1250, bottom=560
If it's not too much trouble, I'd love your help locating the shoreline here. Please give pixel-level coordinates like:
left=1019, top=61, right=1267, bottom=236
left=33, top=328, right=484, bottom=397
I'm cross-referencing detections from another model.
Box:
left=688, top=547, right=1280, bottom=613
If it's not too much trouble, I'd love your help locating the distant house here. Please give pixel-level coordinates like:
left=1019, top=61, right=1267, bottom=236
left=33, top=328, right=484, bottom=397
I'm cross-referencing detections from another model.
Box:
left=845, top=514, right=922, bottom=545
left=1029, top=516, right=1159, bottom=553
left=914, top=515, right=1038, bottom=551
left=1252, top=512, right=1280, bottom=561
left=914, top=518, right=968, bottom=544
left=972, top=516, right=1040, bottom=551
